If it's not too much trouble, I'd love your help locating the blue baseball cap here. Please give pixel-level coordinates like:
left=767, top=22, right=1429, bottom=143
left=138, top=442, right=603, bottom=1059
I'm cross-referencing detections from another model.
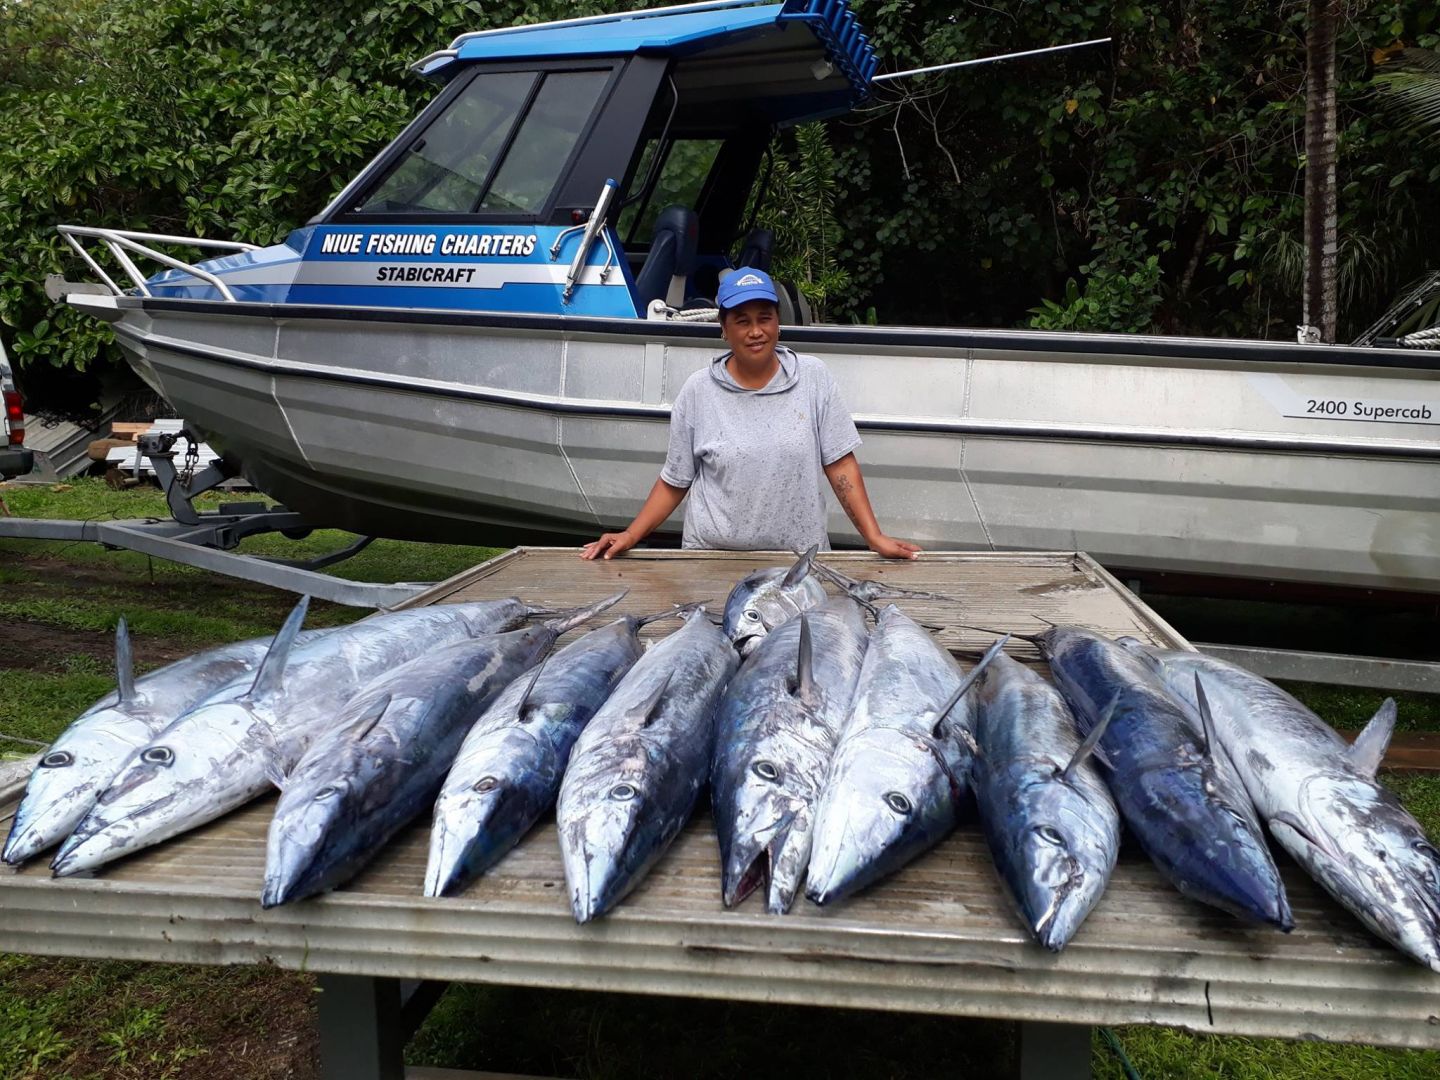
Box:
left=716, top=267, right=779, bottom=311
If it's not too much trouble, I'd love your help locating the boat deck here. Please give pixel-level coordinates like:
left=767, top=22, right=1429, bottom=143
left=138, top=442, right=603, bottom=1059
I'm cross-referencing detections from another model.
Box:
left=2, top=549, right=1437, bottom=1071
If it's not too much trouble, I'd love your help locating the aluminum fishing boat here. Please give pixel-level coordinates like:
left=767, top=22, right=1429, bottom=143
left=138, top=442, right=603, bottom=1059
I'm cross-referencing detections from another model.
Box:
left=55, top=0, right=1440, bottom=594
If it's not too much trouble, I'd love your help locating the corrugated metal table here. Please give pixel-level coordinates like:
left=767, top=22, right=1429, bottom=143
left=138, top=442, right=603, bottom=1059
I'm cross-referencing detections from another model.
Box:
left=3, top=549, right=1438, bottom=1080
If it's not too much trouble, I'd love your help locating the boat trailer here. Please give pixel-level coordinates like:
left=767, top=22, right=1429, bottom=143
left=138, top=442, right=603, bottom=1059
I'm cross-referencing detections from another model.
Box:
left=0, top=429, right=426, bottom=609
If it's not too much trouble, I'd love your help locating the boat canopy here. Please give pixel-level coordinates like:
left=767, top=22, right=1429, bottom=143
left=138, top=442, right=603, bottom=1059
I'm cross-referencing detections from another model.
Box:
left=415, top=0, right=878, bottom=127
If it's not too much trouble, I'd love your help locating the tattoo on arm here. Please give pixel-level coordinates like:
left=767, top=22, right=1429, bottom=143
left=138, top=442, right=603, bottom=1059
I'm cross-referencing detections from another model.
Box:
left=833, top=472, right=861, bottom=526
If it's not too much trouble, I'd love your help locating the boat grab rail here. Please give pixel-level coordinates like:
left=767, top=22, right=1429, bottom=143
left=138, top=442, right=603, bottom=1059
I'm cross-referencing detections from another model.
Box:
left=57, top=225, right=260, bottom=303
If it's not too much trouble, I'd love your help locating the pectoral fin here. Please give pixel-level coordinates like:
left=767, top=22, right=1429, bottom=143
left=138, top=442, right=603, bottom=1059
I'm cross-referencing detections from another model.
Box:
left=629, top=672, right=673, bottom=728
left=1193, top=673, right=1220, bottom=759
left=790, top=615, right=816, bottom=705
left=1062, top=693, right=1117, bottom=783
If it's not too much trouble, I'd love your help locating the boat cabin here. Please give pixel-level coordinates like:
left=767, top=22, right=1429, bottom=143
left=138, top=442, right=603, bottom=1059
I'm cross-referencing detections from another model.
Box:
left=147, top=0, right=877, bottom=318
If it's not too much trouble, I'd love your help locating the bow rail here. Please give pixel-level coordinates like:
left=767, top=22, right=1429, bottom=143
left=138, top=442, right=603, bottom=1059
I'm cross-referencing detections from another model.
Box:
left=57, top=225, right=259, bottom=303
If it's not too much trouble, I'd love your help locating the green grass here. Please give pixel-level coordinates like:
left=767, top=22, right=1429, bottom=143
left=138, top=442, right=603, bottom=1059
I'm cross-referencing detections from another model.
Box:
left=0, top=668, right=116, bottom=751
left=4, top=480, right=1440, bottom=1079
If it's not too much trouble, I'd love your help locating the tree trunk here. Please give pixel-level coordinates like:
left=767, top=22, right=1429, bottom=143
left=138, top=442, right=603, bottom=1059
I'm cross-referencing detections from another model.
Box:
left=1303, top=0, right=1340, bottom=342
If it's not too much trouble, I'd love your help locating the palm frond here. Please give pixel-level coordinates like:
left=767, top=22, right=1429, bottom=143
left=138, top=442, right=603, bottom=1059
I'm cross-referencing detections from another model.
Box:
left=1373, top=47, right=1440, bottom=135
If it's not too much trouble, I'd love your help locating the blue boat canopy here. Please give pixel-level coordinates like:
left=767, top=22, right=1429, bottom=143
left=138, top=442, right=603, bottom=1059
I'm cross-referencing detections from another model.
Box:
left=415, top=0, right=878, bottom=126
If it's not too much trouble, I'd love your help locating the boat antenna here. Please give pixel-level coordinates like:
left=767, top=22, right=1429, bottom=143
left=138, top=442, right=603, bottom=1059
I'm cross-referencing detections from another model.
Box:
left=871, top=38, right=1111, bottom=84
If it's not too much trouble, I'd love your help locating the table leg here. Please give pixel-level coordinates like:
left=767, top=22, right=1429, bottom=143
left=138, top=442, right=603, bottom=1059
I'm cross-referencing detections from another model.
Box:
left=1017, top=1020, right=1092, bottom=1080
left=317, top=973, right=405, bottom=1080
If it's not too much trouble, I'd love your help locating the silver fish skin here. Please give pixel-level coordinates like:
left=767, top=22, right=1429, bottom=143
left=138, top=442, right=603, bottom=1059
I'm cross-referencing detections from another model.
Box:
left=969, top=651, right=1120, bottom=951
left=262, top=593, right=623, bottom=907
left=723, top=547, right=827, bottom=657
left=1040, top=626, right=1292, bottom=930
left=51, top=598, right=539, bottom=876
left=806, top=605, right=972, bottom=905
left=3, top=622, right=329, bottom=866
left=722, top=547, right=948, bottom=658
left=427, top=614, right=661, bottom=898
left=1121, top=642, right=1440, bottom=973
left=712, top=596, right=870, bottom=913
left=557, top=608, right=737, bottom=923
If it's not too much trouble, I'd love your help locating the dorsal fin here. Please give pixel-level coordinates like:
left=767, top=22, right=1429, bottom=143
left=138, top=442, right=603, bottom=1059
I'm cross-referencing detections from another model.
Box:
left=115, top=617, right=136, bottom=704
left=1349, top=698, right=1397, bottom=778
left=246, top=595, right=310, bottom=703
left=1063, top=693, right=1118, bottom=782
left=930, top=634, right=1010, bottom=737
left=790, top=614, right=816, bottom=703
left=1193, top=673, right=1220, bottom=758
left=781, top=545, right=819, bottom=589
left=628, top=671, right=673, bottom=728
left=346, top=693, right=391, bottom=743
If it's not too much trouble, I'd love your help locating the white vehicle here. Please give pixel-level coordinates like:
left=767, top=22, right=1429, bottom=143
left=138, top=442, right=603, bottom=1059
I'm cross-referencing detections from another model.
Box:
left=0, top=340, right=32, bottom=479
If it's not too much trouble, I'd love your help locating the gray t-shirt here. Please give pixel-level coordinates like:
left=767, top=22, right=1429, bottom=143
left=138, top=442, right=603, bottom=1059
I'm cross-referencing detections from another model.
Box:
left=661, top=346, right=862, bottom=552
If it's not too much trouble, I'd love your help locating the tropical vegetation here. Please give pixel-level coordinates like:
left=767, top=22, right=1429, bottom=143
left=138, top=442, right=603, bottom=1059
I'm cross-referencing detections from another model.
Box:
left=1, top=0, right=1438, bottom=400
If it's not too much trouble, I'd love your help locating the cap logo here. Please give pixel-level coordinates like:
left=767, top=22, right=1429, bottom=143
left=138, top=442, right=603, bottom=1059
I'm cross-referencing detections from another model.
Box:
left=735, top=273, right=764, bottom=286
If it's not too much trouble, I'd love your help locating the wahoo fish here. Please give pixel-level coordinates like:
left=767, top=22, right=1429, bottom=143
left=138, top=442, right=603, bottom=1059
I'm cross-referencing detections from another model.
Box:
left=723, top=547, right=829, bottom=657
left=3, top=620, right=330, bottom=866
left=722, top=546, right=947, bottom=657
left=262, top=592, right=624, bottom=907
left=807, top=608, right=1003, bottom=905
left=426, top=607, right=688, bottom=898
left=1120, top=641, right=1440, bottom=972
left=712, top=596, right=870, bottom=913
left=1039, top=626, right=1292, bottom=930
left=557, top=607, right=736, bottom=923
left=52, top=596, right=546, bottom=876
left=968, top=650, right=1120, bottom=951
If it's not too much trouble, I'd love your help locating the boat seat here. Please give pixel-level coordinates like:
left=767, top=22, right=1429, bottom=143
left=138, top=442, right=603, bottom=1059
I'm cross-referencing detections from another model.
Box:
left=634, top=206, right=699, bottom=309
left=736, top=228, right=775, bottom=273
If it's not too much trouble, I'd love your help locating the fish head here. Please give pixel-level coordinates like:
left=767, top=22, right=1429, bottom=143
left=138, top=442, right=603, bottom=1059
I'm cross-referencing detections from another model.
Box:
left=1274, top=775, right=1440, bottom=972
left=715, top=722, right=830, bottom=913
left=559, top=765, right=655, bottom=923
left=1138, top=762, right=1293, bottom=930
left=261, top=770, right=358, bottom=907
left=1001, top=774, right=1117, bottom=952
left=50, top=701, right=262, bottom=876
left=425, top=726, right=559, bottom=898
left=722, top=570, right=825, bottom=657
left=805, top=728, right=956, bottom=906
left=4, top=707, right=158, bottom=866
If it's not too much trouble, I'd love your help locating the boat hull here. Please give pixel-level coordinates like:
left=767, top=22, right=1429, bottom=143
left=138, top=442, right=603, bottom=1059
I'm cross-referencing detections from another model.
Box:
left=84, top=295, right=1440, bottom=593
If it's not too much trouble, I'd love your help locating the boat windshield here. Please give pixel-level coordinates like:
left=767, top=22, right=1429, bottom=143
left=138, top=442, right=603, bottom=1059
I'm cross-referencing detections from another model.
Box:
left=358, top=67, right=610, bottom=216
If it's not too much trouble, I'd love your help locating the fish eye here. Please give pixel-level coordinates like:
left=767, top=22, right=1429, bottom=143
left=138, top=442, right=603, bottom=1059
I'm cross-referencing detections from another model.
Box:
left=744, top=610, right=761, bottom=622
left=610, top=782, right=637, bottom=801
left=41, top=751, right=73, bottom=768
left=752, top=760, right=780, bottom=782
left=473, top=776, right=499, bottom=794
left=885, top=792, right=912, bottom=815
left=315, top=785, right=340, bottom=801
left=140, top=746, right=174, bottom=767
left=1036, top=825, right=1065, bottom=845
